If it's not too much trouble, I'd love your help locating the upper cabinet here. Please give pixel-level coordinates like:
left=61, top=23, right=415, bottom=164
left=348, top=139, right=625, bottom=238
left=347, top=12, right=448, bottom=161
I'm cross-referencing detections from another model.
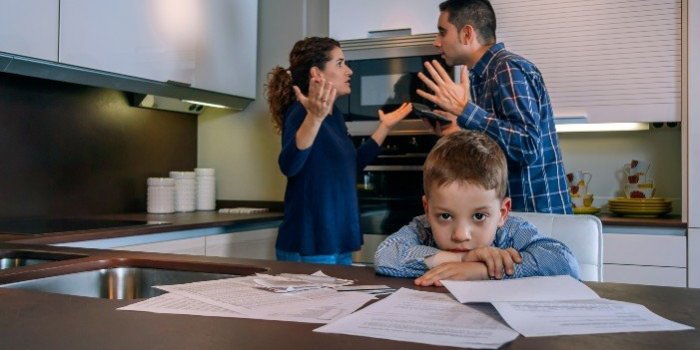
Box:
left=59, top=0, right=257, bottom=98
left=491, top=0, right=681, bottom=123
left=329, top=0, right=442, bottom=41
left=0, top=0, right=59, bottom=61
left=331, top=0, right=682, bottom=123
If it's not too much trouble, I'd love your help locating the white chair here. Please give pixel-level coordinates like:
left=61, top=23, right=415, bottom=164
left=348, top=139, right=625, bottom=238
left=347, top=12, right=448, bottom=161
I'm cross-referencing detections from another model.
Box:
left=510, top=212, right=603, bottom=282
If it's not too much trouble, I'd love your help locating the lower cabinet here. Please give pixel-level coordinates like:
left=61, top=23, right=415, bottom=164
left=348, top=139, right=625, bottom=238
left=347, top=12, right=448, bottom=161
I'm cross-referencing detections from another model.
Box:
left=603, top=231, right=687, bottom=287
left=690, top=228, right=700, bottom=288
left=116, top=237, right=206, bottom=256
left=205, top=228, right=278, bottom=260
left=352, top=234, right=387, bottom=265
left=113, top=226, right=279, bottom=260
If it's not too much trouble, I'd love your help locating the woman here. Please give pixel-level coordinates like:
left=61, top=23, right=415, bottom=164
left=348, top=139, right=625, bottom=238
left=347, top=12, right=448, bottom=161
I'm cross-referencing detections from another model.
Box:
left=266, top=37, right=412, bottom=265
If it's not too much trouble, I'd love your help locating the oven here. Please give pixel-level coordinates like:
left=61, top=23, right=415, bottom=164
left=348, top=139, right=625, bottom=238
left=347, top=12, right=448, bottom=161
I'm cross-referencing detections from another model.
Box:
left=352, top=134, right=438, bottom=264
left=337, top=34, right=451, bottom=264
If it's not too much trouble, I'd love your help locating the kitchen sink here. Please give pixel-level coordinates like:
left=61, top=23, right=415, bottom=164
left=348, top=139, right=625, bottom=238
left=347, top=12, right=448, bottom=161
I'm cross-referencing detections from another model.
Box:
left=0, top=250, right=86, bottom=270
left=1, top=259, right=267, bottom=299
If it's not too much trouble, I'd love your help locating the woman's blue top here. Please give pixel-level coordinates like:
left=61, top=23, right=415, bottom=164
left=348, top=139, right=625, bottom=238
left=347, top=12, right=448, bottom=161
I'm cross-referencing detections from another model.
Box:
left=277, top=101, right=381, bottom=255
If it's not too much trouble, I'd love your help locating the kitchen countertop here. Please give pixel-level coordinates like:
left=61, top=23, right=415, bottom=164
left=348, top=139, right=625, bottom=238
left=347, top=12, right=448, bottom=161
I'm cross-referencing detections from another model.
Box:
left=0, top=243, right=698, bottom=350
left=597, top=214, right=685, bottom=228
left=0, top=209, right=685, bottom=248
left=0, top=211, right=284, bottom=244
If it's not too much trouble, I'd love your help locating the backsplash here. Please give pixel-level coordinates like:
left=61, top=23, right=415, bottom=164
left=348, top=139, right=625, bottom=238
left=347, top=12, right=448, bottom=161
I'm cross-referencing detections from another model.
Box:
left=559, top=126, right=682, bottom=214
left=0, top=73, right=197, bottom=218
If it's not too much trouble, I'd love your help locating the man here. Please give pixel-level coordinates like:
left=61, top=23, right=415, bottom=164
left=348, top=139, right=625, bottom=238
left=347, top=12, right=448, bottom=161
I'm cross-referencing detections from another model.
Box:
left=417, top=0, right=572, bottom=214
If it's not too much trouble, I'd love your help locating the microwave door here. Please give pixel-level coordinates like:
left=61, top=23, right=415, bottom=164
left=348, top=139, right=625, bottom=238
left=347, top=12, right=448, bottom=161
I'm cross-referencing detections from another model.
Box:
left=344, top=55, right=447, bottom=121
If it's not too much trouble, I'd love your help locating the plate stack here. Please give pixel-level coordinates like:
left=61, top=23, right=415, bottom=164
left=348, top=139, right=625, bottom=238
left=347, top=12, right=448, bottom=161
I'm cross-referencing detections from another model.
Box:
left=608, top=197, right=672, bottom=218
left=195, top=168, right=216, bottom=211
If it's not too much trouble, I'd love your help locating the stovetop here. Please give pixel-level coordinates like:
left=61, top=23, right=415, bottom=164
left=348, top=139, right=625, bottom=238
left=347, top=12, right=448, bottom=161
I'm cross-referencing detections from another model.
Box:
left=0, top=218, right=168, bottom=235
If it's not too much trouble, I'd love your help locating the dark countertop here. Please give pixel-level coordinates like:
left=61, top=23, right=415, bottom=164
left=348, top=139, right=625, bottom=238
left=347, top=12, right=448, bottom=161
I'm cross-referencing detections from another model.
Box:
left=0, top=244, right=698, bottom=350
left=0, top=209, right=685, bottom=249
left=597, top=214, right=685, bottom=228
left=0, top=211, right=284, bottom=244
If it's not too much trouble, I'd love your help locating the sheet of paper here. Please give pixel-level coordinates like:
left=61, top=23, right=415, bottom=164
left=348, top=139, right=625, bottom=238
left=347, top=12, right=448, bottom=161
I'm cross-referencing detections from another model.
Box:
left=314, top=288, right=519, bottom=349
left=492, top=298, right=694, bottom=337
left=155, top=276, right=330, bottom=314
left=442, top=275, right=600, bottom=303
left=119, top=290, right=374, bottom=323
left=119, top=292, right=250, bottom=317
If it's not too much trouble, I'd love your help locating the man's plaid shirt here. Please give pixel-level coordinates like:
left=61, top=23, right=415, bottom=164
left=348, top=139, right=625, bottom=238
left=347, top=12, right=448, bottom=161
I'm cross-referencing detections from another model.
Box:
left=458, top=42, right=572, bottom=214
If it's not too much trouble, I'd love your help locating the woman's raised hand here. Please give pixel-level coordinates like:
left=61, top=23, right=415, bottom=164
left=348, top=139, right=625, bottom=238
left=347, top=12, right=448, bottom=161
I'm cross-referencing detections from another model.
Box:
left=378, top=102, right=413, bottom=129
left=293, top=77, right=337, bottom=121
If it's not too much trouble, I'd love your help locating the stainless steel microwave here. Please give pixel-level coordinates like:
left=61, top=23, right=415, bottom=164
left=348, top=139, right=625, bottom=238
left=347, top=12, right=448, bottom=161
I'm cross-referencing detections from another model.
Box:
left=337, top=34, right=455, bottom=136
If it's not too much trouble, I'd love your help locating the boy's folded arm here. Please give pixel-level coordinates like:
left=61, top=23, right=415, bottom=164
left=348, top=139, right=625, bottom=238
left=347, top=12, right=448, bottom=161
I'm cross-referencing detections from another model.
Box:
left=509, top=237, right=581, bottom=279
left=374, top=244, right=440, bottom=277
left=374, top=222, right=443, bottom=277
left=415, top=262, right=490, bottom=286
left=425, top=251, right=467, bottom=268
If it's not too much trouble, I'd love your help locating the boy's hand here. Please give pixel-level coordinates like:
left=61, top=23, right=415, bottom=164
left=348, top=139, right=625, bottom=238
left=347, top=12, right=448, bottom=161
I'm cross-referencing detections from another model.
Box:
left=414, top=262, right=489, bottom=286
left=462, top=247, right=522, bottom=279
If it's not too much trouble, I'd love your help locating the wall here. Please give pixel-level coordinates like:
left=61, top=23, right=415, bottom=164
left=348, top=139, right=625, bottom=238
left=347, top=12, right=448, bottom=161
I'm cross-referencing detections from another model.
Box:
left=0, top=73, right=197, bottom=218
left=199, top=0, right=684, bottom=213
left=559, top=126, right=683, bottom=213
left=198, top=0, right=328, bottom=201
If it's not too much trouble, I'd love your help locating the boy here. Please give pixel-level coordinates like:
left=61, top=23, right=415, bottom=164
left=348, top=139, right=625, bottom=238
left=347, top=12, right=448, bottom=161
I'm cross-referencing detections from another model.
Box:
left=374, top=131, right=580, bottom=286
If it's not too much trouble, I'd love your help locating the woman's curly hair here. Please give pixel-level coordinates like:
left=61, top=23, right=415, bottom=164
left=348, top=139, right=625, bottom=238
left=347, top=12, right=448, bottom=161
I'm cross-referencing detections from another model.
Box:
left=265, top=37, right=340, bottom=133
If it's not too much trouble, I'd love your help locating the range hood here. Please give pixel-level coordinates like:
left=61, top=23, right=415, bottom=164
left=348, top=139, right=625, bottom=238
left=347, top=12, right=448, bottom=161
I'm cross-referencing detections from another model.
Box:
left=0, top=52, right=253, bottom=114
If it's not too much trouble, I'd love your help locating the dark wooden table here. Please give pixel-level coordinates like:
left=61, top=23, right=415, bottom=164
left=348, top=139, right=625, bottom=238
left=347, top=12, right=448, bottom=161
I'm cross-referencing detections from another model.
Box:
left=0, top=247, right=698, bottom=350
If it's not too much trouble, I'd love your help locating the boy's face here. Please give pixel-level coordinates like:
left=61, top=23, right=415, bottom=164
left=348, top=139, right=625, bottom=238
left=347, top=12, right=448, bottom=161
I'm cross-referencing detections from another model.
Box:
left=422, top=181, right=510, bottom=252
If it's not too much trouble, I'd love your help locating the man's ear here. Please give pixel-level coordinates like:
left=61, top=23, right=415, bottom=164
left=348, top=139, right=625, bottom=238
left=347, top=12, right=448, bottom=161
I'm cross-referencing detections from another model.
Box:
left=422, top=195, right=430, bottom=215
left=459, top=25, right=476, bottom=45
left=497, top=197, right=511, bottom=227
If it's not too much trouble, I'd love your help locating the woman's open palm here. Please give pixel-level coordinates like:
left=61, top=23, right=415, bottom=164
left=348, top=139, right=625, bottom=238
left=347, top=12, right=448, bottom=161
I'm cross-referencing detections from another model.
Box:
left=378, top=102, right=413, bottom=128
left=293, top=77, right=337, bottom=121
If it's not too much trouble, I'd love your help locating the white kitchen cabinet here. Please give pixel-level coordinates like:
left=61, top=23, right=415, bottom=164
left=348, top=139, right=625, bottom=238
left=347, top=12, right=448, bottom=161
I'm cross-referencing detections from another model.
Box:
left=329, top=0, right=442, bottom=41
left=689, top=229, right=700, bottom=288
left=0, top=0, right=58, bottom=61
left=59, top=0, right=257, bottom=98
left=116, top=236, right=206, bottom=256
left=491, top=0, right=682, bottom=123
left=603, top=231, right=687, bottom=287
left=603, top=265, right=686, bottom=288
left=205, top=228, right=278, bottom=260
left=684, top=0, right=699, bottom=288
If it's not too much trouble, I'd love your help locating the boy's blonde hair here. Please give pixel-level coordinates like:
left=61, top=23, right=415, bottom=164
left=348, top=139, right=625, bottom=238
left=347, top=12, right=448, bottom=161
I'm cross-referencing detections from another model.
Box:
left=423, top=130, right=508, bottom=199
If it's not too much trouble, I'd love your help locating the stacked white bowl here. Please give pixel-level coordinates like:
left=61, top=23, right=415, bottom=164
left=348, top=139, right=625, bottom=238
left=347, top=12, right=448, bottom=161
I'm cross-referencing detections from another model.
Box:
left=195, top=168, right=216, bottom=211
left=169, top=171, right=196, bottom=212
left=147, top=177, right=175, bottom=214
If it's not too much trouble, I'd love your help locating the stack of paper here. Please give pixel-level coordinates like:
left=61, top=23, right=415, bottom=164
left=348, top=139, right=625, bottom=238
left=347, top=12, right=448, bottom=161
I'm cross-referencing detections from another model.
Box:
left=253, top=272, right=354, bottom=292
left=119, top=272, right=374, bottom=324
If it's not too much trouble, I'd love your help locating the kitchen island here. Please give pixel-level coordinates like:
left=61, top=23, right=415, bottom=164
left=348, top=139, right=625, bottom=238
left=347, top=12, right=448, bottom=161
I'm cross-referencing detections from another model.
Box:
left=0, top=245, right=698, bottom=350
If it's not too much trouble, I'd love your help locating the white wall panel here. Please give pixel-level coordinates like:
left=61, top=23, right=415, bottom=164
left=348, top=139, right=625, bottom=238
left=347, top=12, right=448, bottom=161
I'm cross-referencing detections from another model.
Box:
left=492, top=0, right=682, bottom=122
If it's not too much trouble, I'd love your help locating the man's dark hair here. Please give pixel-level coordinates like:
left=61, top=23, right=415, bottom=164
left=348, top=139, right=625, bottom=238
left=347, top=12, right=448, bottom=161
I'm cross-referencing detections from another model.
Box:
left=439, top=0, right=497, bottom=45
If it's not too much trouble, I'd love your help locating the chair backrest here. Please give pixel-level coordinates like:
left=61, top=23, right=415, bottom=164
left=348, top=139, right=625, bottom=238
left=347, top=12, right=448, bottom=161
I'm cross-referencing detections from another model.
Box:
left=509, top=212, right=603, bottom=282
